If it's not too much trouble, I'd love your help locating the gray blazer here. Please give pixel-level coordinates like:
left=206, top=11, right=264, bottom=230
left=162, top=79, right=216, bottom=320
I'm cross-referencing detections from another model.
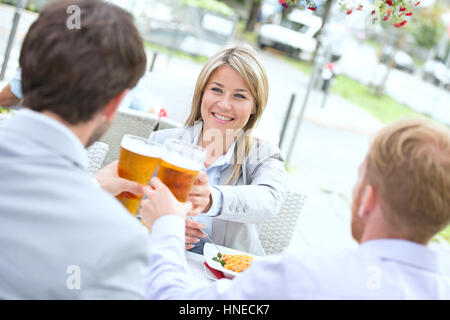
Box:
left=0, top=110, right=150, bottom=299
left=150, top=122, right=286, bottom=255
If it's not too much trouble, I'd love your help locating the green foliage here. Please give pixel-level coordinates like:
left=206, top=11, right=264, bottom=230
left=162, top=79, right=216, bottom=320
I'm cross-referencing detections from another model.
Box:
left=144, top=41, right=208, bottom=64
left=235, top=20, right=258, bottom=45
left=0, top=0, right=48, bottom=12
left=409, top=4, right=445, bottom=49
left=180, top=0, right=235, bottom=17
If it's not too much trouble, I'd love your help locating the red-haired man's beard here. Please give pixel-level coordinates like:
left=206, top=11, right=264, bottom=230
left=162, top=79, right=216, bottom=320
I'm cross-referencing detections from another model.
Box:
left=351, top=183, right=366, bottom=243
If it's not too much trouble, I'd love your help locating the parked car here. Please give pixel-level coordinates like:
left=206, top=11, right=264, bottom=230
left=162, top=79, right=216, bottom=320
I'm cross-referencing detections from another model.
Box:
left=109, top=0, right=237, bottom=58
left=257, top=9, right=322, bottom=61
left=422, top=59, right=450, bottom=89
left=380, top=46, right=415, bottom=74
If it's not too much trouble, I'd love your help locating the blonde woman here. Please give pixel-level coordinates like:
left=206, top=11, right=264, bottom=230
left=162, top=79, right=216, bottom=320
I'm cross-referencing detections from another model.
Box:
left=149, top=44, right=286, bottom=255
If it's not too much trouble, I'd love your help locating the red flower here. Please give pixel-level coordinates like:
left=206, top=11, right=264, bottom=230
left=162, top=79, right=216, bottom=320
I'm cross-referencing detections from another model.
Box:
left=386, top=0, right=393, bottom=6
left=371, top=10, right=375, bottom=15
left=279, top=0, right=289, bottom=8
left=347, top=9, right=353, bottom=15
left=405, top=12, right=412, bottom=16
left=415, top=1, right=420, bottom=6
left=399, top=7, right=406, bottom=11
left=308, top=6, right=316, bottom=11
left=394, top=20, right=407, bottom=27
left=383, top=16, right=390, bottom=21
left=357, top=5, right=363, bottom=11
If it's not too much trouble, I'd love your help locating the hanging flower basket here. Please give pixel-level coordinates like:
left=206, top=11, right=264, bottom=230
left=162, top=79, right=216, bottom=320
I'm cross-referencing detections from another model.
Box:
left=278, top=0, right=421, bottom=27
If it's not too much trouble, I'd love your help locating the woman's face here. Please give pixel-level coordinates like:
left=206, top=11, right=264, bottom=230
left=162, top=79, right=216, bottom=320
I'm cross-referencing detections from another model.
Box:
left=200, top=65, right=255, bottom=138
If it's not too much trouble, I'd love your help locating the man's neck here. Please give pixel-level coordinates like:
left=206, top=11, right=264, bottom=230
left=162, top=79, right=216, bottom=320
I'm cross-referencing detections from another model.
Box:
left=41, top=110, right=93, bottom=147
left=359, top=219, right=429, bottom=246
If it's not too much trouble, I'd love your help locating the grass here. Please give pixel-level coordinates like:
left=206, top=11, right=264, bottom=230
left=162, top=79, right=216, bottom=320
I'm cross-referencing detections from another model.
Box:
left=434, top=225, right=450, bottom=244
left=144, top=41, right=208, bottom=65
left=330, top=75, right=428, bottom=124
left=283, top=56, right=314, bottom=75
left=284, top=57, right=428, bottom=124
left=235, top=20, right=258, bottom=45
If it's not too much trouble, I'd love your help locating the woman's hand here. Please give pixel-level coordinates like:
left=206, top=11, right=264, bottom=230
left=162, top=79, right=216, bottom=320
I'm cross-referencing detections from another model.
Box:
left=184, top=171, right=211, bottom=250
left=140, top=177, right=192, bottom=230
left=94, top=160, right=144, bottom=197
left=186, top=171, right=212, bottom=213
left=184, top=217, right=206, bottom=250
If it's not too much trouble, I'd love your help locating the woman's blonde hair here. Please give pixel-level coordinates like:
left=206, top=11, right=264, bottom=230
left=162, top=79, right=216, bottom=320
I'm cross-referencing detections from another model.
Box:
left=185, top=44, right=269, bottom=184
left=365, top=118, right=450, bottom=242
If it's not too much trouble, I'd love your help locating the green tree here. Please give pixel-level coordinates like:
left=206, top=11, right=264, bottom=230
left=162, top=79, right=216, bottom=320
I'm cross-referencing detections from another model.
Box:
left=409, top=4, right=445, bottom=49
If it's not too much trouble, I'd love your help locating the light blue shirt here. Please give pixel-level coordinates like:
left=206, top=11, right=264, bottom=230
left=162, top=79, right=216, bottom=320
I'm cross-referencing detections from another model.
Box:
left=9, top=68, right=23, bottom=99
left=186, top=124, right=236, bottom=253
left=146, top=215, right=450, bottom=299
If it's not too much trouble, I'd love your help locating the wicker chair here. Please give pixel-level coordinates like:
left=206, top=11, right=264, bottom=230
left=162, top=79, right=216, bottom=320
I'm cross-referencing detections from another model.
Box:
left=99, top=109, right=159, bottom=166
left=86, top=141, right=109, bottom=176
left=259, top=190, right=308, bottom=255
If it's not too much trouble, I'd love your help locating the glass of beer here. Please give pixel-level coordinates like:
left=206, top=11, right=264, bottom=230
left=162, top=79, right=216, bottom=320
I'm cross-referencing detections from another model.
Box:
left=116, top=134, right=161, bottom=215
left=157, top=139, right=206, bottom=202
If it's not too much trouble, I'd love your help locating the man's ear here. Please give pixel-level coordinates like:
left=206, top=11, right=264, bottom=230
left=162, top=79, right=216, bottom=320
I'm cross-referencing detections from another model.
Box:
left=358, top=184, right=376, bottom=218
left=103, top=89, right=129, bottom=122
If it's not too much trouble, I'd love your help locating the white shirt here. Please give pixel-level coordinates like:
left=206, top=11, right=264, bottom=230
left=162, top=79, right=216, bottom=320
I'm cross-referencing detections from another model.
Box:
left=146, top=215, right=450, bottom=300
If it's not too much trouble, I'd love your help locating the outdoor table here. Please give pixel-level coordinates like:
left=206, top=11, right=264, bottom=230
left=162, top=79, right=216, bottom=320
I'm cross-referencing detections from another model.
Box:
left=185, top=250, right=215, bottom=287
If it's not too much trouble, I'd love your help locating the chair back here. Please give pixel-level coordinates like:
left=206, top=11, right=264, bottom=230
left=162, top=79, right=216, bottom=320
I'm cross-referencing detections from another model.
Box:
left=259, top=190, right=308, bottom=255
left=86, top=141, right=109, bottom=176
left=156, top=117, right=183, bottom=131
left=99, top=109, right=159, bottom=166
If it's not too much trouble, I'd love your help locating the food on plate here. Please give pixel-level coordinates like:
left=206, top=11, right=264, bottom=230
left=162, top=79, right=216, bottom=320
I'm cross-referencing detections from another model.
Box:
left=0, top=107, right=13, bottom=114
left=212, top=252, right=226, bottom=267
left=212, top=252, right=254, bottom=273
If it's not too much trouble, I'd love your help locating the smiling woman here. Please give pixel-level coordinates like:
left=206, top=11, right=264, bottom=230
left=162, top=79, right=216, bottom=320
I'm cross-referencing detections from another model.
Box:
left=149, top=44, right=286, bottom=255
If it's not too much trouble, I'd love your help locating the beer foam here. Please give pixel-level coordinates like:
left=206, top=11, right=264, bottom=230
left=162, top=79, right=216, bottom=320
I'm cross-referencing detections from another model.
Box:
left=162, top=152, right=203, bottom=171
left=121, top=137, right=161, bottom=158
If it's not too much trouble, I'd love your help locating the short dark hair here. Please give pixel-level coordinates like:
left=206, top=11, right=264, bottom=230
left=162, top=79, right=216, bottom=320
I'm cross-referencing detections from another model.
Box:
left=20, top=0, right=147, bottom=124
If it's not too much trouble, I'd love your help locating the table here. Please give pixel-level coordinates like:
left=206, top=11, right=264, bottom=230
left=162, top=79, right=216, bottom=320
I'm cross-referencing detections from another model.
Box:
left=185, top=251, right=215, bottom=287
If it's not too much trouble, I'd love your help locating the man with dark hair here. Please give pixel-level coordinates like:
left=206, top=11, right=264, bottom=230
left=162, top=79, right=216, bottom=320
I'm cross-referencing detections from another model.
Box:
left=0, top=0, right=150, bottom=299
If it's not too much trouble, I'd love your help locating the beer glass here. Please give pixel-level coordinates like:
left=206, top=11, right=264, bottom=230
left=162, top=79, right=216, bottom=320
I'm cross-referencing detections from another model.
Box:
left=116, top=135, right=161, bottom=215
left=157, top=139, right=206, bottom=202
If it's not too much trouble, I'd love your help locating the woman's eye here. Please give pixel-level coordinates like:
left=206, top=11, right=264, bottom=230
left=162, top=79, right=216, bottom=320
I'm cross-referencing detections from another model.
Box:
left=235, top=94, right=246, bottom=99
left=212, top=87, right=222, bottom=93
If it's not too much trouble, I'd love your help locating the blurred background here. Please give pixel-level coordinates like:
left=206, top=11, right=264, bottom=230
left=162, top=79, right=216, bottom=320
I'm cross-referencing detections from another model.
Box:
left=1, top=0, right=449, bottom=254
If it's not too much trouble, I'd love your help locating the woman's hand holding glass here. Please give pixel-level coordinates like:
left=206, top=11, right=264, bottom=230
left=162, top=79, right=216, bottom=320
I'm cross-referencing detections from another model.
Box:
left=140, top=177, right=193, bottom=230
left=186, top=171, right=212, bottom=214
left=184, top=171, right=212, bottom=250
